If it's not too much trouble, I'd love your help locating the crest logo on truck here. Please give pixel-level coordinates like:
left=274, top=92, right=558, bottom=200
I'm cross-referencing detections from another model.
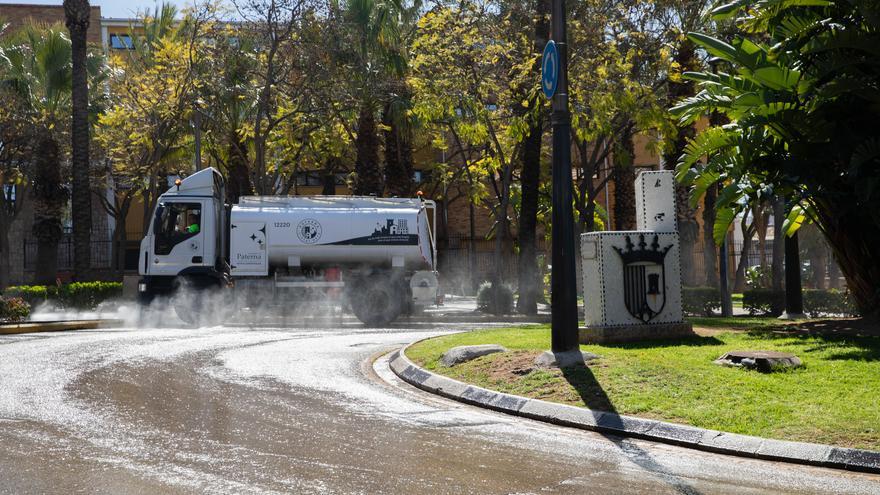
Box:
left=297, top=218, right=322, bottom=244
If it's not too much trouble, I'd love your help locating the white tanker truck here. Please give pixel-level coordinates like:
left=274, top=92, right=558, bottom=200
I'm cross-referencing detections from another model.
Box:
left=137, top=168, right=440, bottom=325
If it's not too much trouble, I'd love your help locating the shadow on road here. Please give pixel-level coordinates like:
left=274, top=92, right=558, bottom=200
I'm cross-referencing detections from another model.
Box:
left=560, top=362, right=704, bottom=495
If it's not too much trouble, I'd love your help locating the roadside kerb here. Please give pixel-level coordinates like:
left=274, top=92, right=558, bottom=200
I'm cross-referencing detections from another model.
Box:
left=389, top=342, right=880, bottom=474
left=0, top=319, right=123, bottom=335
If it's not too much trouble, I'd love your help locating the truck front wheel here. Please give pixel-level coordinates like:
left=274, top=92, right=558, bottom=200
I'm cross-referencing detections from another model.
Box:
left=348, top=276, right=404, bottom=326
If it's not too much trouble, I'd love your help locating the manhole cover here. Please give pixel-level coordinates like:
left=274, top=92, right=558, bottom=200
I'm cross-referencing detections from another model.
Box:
left=714, top=350, right=802, bottom=372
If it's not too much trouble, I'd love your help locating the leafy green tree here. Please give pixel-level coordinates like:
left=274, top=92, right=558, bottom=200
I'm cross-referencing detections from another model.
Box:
left=411, top=1, right=531, bottom=310
left=96, top=5, right=200, bottom=243
left=0, top=86, right=32, bottom=288
left=674, top=0, right=880, bottom=315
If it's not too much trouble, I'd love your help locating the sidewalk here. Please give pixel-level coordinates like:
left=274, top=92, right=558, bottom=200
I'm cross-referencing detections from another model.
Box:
left=0, top=319, right=123, bottom=335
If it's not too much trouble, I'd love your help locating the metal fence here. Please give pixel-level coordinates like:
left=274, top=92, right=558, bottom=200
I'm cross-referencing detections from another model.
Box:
left=436, top=234, right=549, bottom=295
left=22, top=230, right=141, bottom=273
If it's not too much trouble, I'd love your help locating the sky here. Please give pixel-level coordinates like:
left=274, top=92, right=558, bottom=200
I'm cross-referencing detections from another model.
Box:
left=0, top=1, right=196, bottom=19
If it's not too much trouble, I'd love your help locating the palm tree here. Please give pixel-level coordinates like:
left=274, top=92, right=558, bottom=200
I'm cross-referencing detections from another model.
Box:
left=337, top=0, right=407, bottom=196
left=64, top=0, right=92, bottom=281
left=0, top=27, right=72, bottom=284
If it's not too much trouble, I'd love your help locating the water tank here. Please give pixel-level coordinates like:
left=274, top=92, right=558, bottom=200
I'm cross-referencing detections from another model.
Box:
left=229, top=196, right=434, bottom=276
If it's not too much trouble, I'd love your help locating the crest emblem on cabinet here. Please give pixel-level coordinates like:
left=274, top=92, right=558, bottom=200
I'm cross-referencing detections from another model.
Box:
left=613, top=234, right=672, bottom=323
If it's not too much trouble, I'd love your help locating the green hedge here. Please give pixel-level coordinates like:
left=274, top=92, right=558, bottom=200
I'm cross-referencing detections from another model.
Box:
left=742, top=289, right=785, bottom=316
left=0, top=296, right=30, bottom=322
left=803, top=289, right=859, bottom=317
left=682, top=287, right=721, bottom=316
left=742, top=288, right=858, bottom=317
left=2, top=282, right=122, bottom=310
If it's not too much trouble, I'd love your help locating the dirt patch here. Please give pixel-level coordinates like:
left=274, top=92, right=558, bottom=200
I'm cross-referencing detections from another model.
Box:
left=484, top=350, right=543, bottom=381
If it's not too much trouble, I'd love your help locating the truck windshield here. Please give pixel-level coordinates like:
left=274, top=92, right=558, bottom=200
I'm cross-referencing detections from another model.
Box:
left=155, top=202, right=201, bottom=255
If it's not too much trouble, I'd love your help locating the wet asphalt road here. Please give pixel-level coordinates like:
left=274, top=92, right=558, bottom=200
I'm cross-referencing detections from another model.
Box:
left=1, top=323, right=879, bottom=495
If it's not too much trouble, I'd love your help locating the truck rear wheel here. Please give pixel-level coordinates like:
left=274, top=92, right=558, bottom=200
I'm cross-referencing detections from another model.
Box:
left=348, top=276, right=404, bottom=326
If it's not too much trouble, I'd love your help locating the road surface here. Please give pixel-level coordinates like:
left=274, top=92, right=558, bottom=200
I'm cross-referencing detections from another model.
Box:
left=1, top=323, right=878, bottom=494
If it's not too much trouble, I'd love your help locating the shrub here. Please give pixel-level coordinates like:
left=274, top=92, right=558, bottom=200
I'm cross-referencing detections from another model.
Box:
left=682, top=287, right=721, bottom=316
left=0, top=296, right=31, bottom=322
left=3, top=282, right=122, bottom=310
left=745, top=265, right=772, bottom=289
left=2, top=285, right=57, bottom=307
left=60, top=282, right=123, bottom=309
left=742, top=289, right=785, bottom=316
left=803, top=289, right=859, bottom=317
left=476, top=282, right=514, bottom=314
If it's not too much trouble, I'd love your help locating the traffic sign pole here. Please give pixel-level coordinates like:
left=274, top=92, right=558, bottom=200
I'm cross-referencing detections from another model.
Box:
left=548, top=0, right=579, bottom=352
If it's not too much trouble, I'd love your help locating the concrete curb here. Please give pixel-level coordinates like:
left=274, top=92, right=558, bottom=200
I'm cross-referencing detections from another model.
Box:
left=389, top=344, right=880, bottom=474
left=0, top=319, right=123, bottom=335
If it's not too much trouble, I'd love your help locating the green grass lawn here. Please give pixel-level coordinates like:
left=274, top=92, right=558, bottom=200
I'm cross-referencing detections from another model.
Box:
left=407, top=321, right=880, bottom=450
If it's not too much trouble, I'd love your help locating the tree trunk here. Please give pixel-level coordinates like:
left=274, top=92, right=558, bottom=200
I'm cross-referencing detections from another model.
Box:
left=810, top=247, right=827, bottom=289
left=702, top=185, right=718, bottom=287
left=770, top=197, right=786, bottom=314
left=141, top=175, right=157, bottom=238
left=771, top=197, right=785, bottom=291
left=733, top=215, right=754, bottom=293
left=31, top=135, right=66, bottom=285
left=516, top=118, right=541, bottom=315
left=226, top=132, right=253, bottom=204
left=664, top=38, right=699, bottom=286
left=353, top=103, right=382, bottom=196
left=322, top=157, right=338, bottom=195
left=613, top=126, right=636, bottom=230
left=382, top=85, right=414, bottom=198
left=514, top=0, right=550, bottom=314
left=65, top=0, right=92, bottom=281
left=492, top=164, right=513, bottom=313
left=468, top=196, right=478, bottom=294
left=0, top=214, right=10, bottom=289
left=827, top=257, right=841, bottom=289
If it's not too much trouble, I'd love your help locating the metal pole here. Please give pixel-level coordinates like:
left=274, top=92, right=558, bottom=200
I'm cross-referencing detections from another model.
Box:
left=550, top=0, right=579, bottom=352
left=193, top=109, right=202, bottom=172
left=719, top=228, right=732, bottom=316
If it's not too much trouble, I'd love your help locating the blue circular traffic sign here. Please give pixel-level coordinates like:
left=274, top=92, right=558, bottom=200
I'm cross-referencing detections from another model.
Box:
left=542, top=40, right=559, bottom=99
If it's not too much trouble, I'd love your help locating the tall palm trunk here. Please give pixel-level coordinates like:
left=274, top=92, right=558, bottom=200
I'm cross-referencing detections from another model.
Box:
left=65, top=0, right=92, bottom=281
left=322, top=157, right=339, bottom=195
left=354, top=103, right=382, bottom=196
left=226, top=132, right=253, bottom=204
left=31, top=134, right=67, bottom=285
left=613, top=125, right=636, bottom=230
left=382, top=92, right=414, bottom=198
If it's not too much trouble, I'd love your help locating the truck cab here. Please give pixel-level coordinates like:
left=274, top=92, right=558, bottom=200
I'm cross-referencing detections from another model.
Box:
left=138, top=168, right=227, bottom=301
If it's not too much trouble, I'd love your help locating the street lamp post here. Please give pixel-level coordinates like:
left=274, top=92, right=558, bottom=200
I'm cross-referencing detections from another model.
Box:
left=549, top=0, right=579, bottom=353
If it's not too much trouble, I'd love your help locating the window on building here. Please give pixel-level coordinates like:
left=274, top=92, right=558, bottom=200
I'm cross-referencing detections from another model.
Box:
left=2, top=184, right=15, bottom=203
left=109, top=34, right=134, bottom=50
left=295, top=172, right=323, bottom=187
left=413, top=170, right=432, bottom=183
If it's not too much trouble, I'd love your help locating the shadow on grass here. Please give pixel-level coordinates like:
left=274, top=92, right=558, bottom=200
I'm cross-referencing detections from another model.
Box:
left=744, top=324, right=880, bottom=362
left=596, top=335, right=723, bottom=349
left=559, top=362, right=704, bottom=495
